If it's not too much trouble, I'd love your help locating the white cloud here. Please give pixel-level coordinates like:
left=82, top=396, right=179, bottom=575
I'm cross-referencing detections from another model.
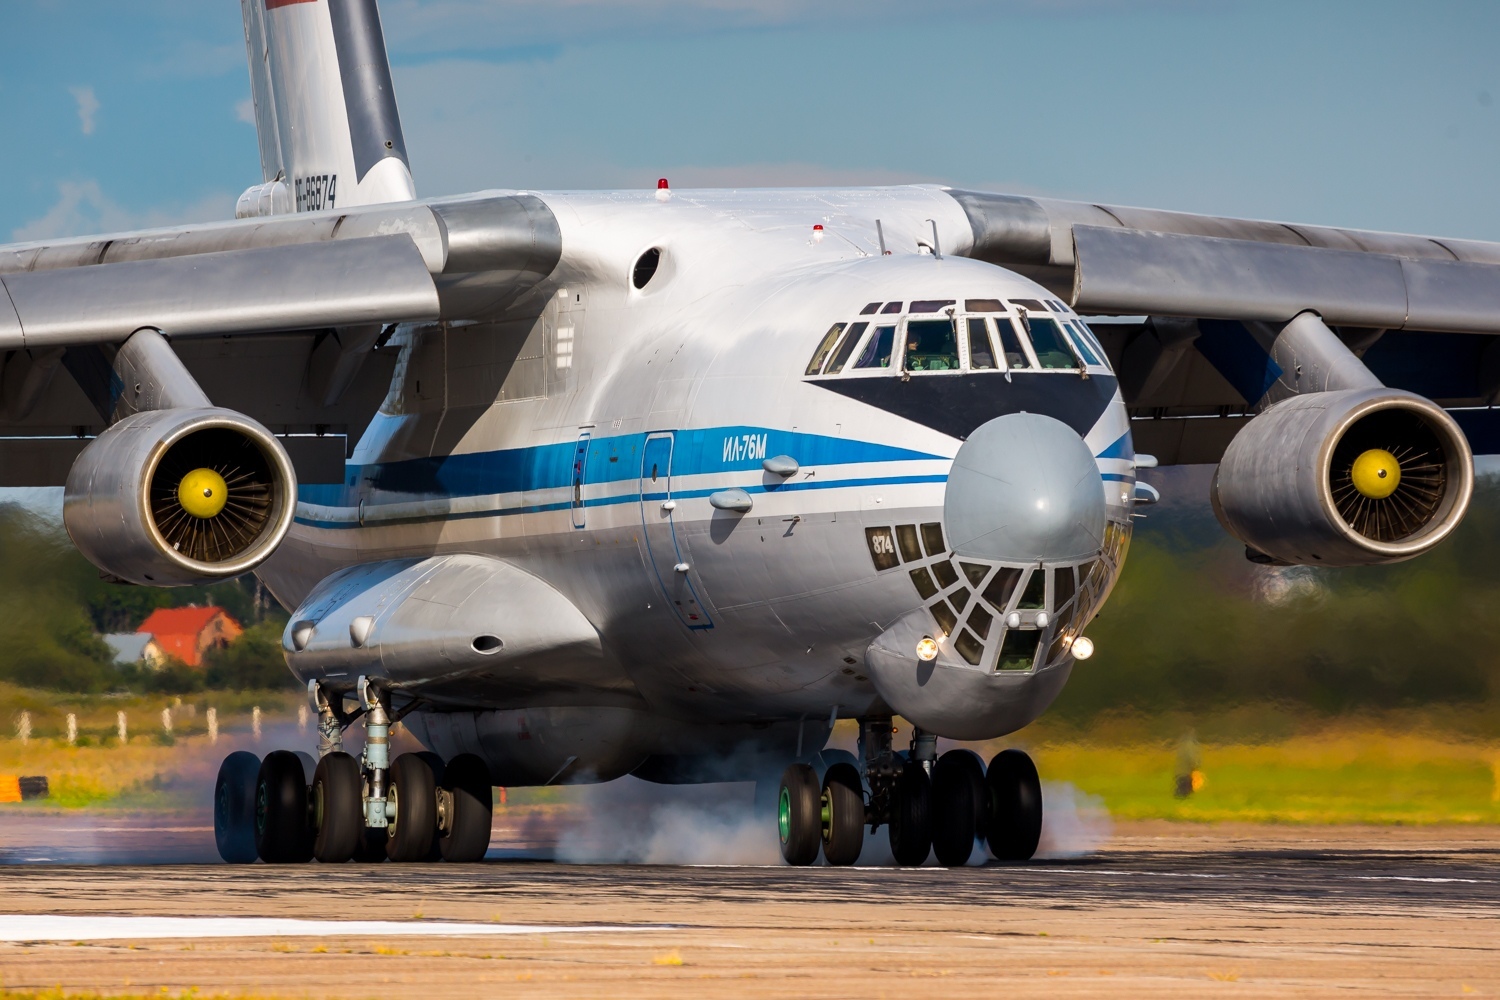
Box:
left=69, top=86, right=100, bottom=136
left=11, top=180, right=234, bottom=243
left=236, top=98, right=257, bottom=125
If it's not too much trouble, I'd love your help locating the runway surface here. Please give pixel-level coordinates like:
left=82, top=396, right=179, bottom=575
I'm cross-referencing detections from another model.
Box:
left=0, top=818, right=1498, bottom=997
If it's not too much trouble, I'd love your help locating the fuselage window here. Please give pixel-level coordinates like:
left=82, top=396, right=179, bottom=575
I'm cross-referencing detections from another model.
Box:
left=860, top=302, right=882, bottom=315
left=1023, top=315, right=1077, bottom=370
left=824, top=321, right=867, bottom=374
left=854, top=325, right=896, bottom=368
left=965, top=298, right=1005, bottom=313
left=1063, top=321, right=1102, bottom=367
left=966, top=318, right=997, bottom=370
left=1010, top=297, right=1046, bottom=312
left=804, top=323, right=846, bottom=376
left=880, top=302, right=904, bottom=314
left=995, top=317, right=1032, bottom=369
left=904, top=319, right=960, bottom=372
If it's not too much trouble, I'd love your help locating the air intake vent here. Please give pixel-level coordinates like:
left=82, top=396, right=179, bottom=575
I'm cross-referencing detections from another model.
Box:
left=149, top=427, right=277, bottom=562
left=1329, top=409, right=1446, bottom=543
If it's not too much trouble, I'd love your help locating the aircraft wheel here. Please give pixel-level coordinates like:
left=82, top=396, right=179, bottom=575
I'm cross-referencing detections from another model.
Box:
left=986, top=748, right=1043, bottom=861
left=254, top=750, right=313, bottom=863
left=820, top=762, right=865, bottom=866
left=778, top=763, right=820, bottom=866
left=214, top=751, right=260, bottom=864
left=416, top=752, right=447, bottom=862
left=931, top=749, right=987, bottom=867
left=386, top=752, right=437, bottom=862
left=888, top=758, right=933, bottom=866
left=311, top=751, right=363, bottom=864
left=438, top=753, right=494, bottom=863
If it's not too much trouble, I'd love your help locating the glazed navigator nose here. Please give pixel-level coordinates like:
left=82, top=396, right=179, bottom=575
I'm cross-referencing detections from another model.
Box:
left=943, top=412, right=1106, bottom=564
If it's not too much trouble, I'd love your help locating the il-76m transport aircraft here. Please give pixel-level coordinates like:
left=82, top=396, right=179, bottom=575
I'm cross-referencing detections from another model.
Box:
left=3, top=0, right=1496, bottom=867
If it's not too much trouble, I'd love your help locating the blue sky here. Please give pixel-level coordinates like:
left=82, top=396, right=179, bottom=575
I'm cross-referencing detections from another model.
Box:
left=3, top=1, right=1500, bottom=244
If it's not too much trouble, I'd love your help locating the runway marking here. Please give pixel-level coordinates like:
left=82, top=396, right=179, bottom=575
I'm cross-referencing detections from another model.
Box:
left=0, top=915, right=668, bottom=942
left=1349, top=876, right=1485, bottom=884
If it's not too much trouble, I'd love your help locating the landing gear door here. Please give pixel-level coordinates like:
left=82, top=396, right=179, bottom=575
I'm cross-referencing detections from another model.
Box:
left=639, top=432, right=714, bottom=630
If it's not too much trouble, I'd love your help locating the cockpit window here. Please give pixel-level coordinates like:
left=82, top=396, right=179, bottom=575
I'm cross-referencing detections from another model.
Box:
left=1064, top=321, right=1103, bottom=367
left=1022, top=315, right=1077, bottom=369
left=995, top=317, right=1032, bottom=369
left=860, top=302, right=882, bottom=315
left=1072, top=321, right=1111, bottom=371
left=804, top=323, right=845, bottom=376
left=880, top=302, right=904, bottom=314
left=1010, top=298, right=1046, bottom=312
left=904, top=319, right=960, bottom=372
left=910, top=299, right=955, bottom=313
left=825, top=321, right=867, bottom=374
left=854, top=325, right=896, bottom=368
left=965, top=299, right=1004, bottom=313
left=967, top=318, right=997, bottom=370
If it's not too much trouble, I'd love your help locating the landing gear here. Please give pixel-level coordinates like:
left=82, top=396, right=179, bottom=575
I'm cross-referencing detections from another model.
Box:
left=931, top=749, right=986, bottom=866
left=888, top=758, right=932, bottom=866
left=212, top=678, right=497, bottom=866
left=820, top=762, right=864, bottom=866
left=778, top=763, right=821, bottom=865
left=986, top=748, right=1043, bottom=861
left=254, top=750, right=313, bottom=863
left=437, top=753, right=494, bottom=862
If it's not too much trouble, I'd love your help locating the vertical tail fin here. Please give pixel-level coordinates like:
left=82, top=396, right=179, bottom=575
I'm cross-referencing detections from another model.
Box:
left=236, top=0, right=415, bottom=218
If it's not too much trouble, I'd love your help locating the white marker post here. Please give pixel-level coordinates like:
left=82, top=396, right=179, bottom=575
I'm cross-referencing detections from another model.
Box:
left=66, top=713, right=77, bottom=746
left=161, top=707, right=173, bottom=736
left=298, top=703, right=308, bottom=732
left=207, top=707, right=218, bottom=744
left=16, top=711, right=30, bottom=745
left=117, top=710, right=127, bottom=744
left=252, top=706, right=262, bottom=742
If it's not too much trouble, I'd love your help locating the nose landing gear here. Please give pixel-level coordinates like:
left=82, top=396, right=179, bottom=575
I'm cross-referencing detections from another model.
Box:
left=776, top=716, right=1044, bottom=868
left=213, top=679, right=496, bottom=865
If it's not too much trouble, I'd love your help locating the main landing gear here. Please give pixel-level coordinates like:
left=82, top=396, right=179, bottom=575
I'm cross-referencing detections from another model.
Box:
left=776, top=718, right=1043, bottom=867
left=213, top=679, right=495, bottom=864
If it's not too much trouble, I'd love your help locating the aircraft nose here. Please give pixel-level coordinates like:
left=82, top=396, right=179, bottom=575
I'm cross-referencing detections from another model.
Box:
left=943, top=412, right=1106, bottom=564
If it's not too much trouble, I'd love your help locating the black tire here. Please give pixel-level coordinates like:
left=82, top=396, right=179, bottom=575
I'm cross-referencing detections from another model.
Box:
left=986, top=748, right=1043, bottom=861
left=416, top=752, right=447, bottom=861
left=386, top=752, right=437, bottom=862
left=888, top=758, right=933, bottom=866
left=820, top=762, right=865, bottom=866
left=438, top=753, right=493, bottom=863
left=311, top=752, right=363, bottom=864
left=214, top=751, right=260, bottom=864
left=254, top=750, right=313, bottom=864
left=932, top=749, right=987, bottom=867
left=778, top=763, right=820, bottom=866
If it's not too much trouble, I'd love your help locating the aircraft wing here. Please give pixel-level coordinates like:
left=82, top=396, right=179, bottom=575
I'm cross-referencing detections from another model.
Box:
left=949, top=190, right=1500, bottom=463
left=0, top=194, right=561, bottom=485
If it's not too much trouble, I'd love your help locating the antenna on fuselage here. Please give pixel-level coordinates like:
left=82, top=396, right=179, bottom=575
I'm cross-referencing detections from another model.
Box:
left=876, top=219, right=890, bottom=256
left=926, top=220, right=943, bottom=260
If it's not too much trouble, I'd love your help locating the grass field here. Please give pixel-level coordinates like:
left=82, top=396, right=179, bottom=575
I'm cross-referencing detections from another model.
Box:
left=3, top=685, right=1500, bottom=824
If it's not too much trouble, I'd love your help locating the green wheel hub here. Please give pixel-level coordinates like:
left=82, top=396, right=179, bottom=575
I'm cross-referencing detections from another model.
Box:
left=778, top=786, right=792, bottom=844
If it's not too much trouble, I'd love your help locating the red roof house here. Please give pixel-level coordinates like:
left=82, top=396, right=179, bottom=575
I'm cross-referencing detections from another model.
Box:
left=136, top=606, right=243, bottom=668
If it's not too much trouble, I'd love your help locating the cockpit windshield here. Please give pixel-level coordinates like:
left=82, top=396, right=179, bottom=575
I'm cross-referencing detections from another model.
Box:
left=854, top=325, right=896, bottom=369
left=904, top=319, right=960, bottom=371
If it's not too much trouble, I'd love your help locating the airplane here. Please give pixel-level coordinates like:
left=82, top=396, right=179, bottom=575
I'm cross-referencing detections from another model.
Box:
left=1, top=0, right=1491, bottom=867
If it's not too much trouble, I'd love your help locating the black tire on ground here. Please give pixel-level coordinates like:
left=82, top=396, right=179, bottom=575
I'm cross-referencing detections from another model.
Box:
left=778, top=763, right=821, bottom=866
left=888, top=758, right=933, bottom=866
left=931, top=748, right=987, bottom=867
left=416, top=752, right=447, bottom=861
left=254, top=749, right=313, bottom=864
left=986, top=748, right=1043, bottom=861
left=386, top=752, right=437, bottom=862
left=311, top=751, right=363, bottom=864
left=820, top=762, right=865, bottom=866
left=214, top=751, right=260, bottom=864
left=438, top=753, right=494, bottom=863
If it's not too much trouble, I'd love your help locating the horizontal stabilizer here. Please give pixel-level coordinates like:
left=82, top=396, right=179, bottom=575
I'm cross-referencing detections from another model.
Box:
left=0, top=235, right=439, bottom=349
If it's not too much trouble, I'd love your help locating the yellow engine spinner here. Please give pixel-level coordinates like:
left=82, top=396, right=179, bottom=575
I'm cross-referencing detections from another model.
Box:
left=178, top=468, right=229, bottom=519
left=1350, top=448, right=1401, bottom=500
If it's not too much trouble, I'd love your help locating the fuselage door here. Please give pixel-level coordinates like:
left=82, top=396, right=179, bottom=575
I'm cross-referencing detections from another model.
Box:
left=640, top=432, right=713, bottom=630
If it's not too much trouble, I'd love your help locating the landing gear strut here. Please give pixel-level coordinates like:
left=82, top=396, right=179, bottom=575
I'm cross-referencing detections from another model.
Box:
left=213, top=678, right=495, bottom=864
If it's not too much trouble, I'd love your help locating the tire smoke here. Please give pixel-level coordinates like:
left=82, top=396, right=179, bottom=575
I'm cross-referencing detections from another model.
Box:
left=1035, top=780, right=1112, bottom=859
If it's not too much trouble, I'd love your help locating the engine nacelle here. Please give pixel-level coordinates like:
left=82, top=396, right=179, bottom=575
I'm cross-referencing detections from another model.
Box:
left=1211, top=387, right=1473, bottom=567
left=64, top=407, right=297, bottom=586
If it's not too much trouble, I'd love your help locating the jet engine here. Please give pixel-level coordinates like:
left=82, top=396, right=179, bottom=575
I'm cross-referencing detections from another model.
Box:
left=1211, top=387, right=1473, bottom=567
left=64, top=407, right=298, bottom=586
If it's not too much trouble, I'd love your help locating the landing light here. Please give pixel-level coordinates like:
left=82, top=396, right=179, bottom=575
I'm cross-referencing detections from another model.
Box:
left=915, top=636, right=939, bottom=661
left=1072, top=636, right=1095, bottom=660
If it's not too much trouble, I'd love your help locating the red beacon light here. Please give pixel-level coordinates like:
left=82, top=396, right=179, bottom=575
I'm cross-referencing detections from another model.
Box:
left=656, top=177, right=672, bottom=202
left=812, top=223, right=825, bottom=243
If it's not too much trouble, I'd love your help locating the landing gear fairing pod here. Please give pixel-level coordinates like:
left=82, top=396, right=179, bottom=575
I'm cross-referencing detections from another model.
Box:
left=63, top=408, right=297, bottom=586
left=1211, top=387, right=1474, bottom=567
